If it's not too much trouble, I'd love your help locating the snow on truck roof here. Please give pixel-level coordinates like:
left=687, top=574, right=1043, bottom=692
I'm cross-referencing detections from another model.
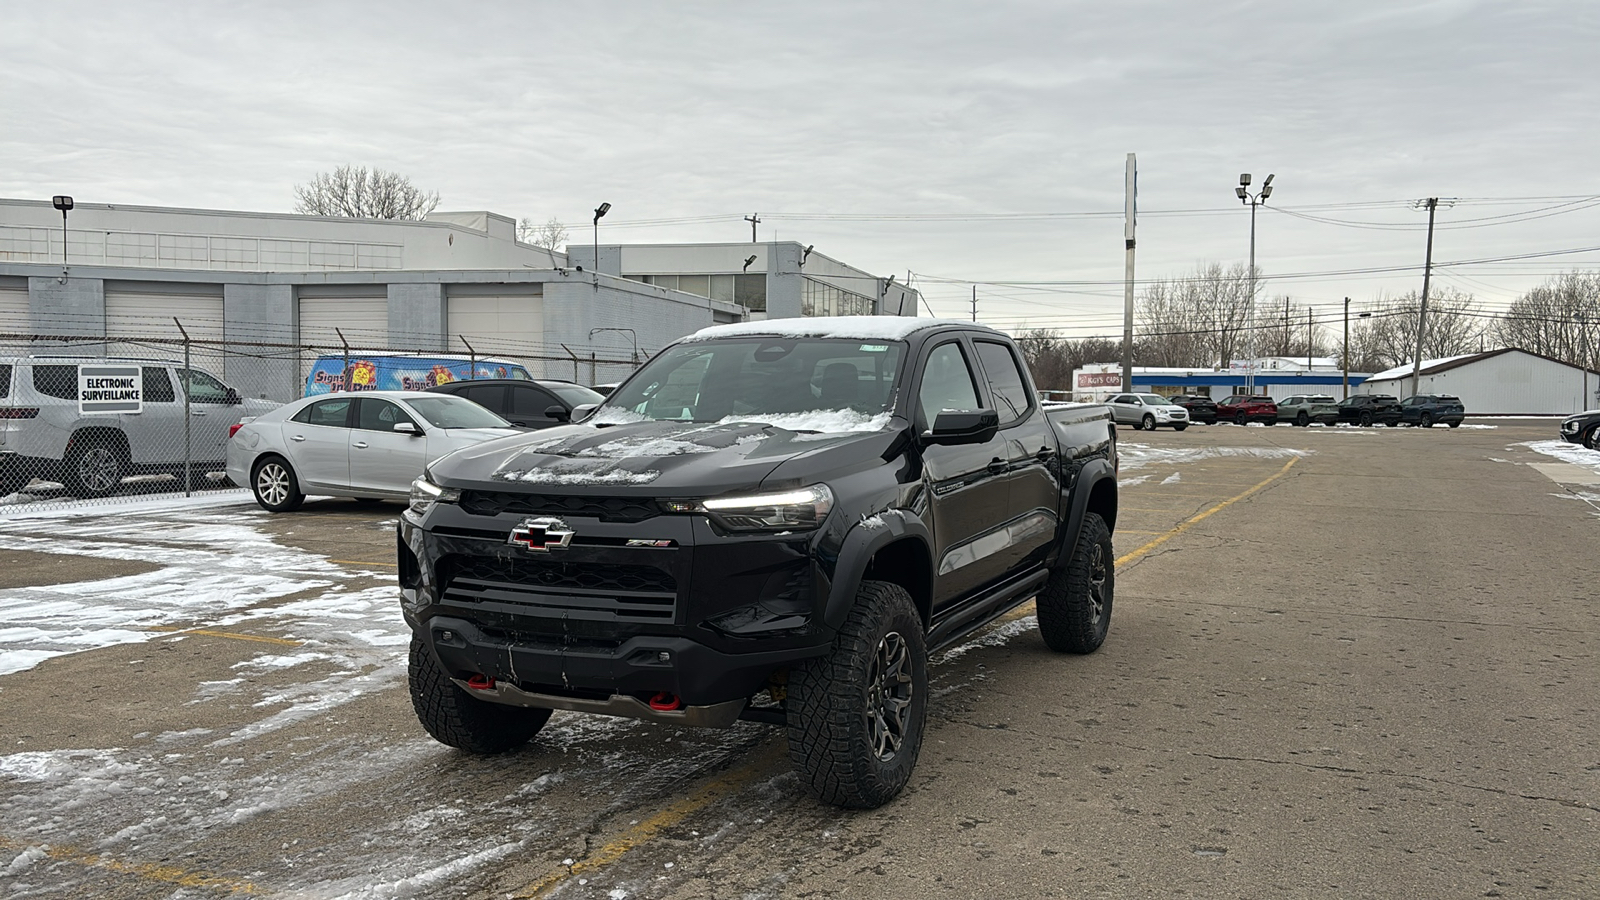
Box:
left=687, top=317, right=1000, bottom=343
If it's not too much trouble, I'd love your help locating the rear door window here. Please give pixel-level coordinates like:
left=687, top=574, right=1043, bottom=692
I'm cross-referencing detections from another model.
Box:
left=974, top=341, right=1032, bottom=425
left=292, top=397, right=355, bottom=427
left=511, top=386, right=559, bottom=418
left=178, top=368, right=230, bottom=404
left=457, top=383, right=507, bottom=412
left=33, top=365, right=77, bottom=400
left=142, top=367, right=176, bottom=403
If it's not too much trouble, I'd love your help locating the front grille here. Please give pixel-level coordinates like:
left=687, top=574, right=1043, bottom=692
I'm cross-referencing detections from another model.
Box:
left=438, top=554, right=677, bottom=622
left=459, top=490, right=659, bottom=522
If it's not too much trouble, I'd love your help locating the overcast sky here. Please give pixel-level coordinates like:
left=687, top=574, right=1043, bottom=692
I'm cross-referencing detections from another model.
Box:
left=4, top=0, right=1597, bottom=337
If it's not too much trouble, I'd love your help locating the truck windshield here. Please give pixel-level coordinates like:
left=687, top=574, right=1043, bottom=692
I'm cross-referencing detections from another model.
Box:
left=599, top=338, right=906, bottom=429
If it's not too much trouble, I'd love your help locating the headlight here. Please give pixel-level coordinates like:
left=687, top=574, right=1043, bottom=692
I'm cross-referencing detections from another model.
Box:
left=408, top=477, right=460, bottom=518
left=693, top=484, right=834, bottom=533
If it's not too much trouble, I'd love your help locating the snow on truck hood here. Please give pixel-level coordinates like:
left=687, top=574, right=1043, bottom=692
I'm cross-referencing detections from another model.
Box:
left=432, top=414, right=897, bottom=490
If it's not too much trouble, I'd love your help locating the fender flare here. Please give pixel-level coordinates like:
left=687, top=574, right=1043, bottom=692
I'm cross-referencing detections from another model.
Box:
left=821, top=509, right=934, bottom=630
left=1055, top=458, right=1118, bottom=566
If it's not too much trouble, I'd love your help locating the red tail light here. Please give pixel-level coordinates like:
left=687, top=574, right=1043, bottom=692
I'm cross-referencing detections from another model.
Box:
left=228, top=423, right=244, bottom=438
left=0, top=408, right=39, bottom=419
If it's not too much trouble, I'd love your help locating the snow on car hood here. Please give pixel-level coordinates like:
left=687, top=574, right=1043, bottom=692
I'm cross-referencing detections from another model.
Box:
left=430, top=415, right=898, bottom=493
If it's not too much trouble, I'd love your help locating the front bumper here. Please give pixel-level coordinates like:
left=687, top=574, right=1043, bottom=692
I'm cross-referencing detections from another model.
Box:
left=397, top=498, right=835, bottom=712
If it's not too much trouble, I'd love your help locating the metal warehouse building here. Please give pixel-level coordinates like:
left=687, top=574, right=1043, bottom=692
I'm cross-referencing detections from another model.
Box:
left=1356, top=349, right=1600, bottom=415
left=0, top=198, right=919, bottom=402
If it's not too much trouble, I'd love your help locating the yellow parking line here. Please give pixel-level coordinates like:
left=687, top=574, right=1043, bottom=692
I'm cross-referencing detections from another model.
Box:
left=148, top=626, right=301, bottom=647
left=513, top=753, right=775, bottom=898
left=331, top=559, right=397, bottom=567
left=1115, top=456, right=1300, bottom=567
left=0, top=834, right=258, bottom=893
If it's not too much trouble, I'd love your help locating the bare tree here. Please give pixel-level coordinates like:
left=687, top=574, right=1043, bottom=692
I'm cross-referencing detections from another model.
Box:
left=1135, top=262, right=1257, bottom=368
left=293, top=165, right=441, bottom=220
left=1352, top=287, right=1485, bottom=371
left=518, top=216, right=570, bottom=250
left=1256, top=294, right=1332, bottom=359
left=1492, top=271, right=1600, bottom=369
left=1015, top=330, right=1121, bottom=392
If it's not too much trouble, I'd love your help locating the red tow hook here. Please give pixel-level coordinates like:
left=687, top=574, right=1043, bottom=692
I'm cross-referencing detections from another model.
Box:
left=648, top=692, right=683, bottom=711
left=465, top=674, right=496, bottom=690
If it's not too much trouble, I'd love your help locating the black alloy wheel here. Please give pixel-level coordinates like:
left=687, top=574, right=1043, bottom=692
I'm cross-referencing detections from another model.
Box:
left=1235, top=412, right=1249, bottom=426
left=1359, top=411, right=1374, bottom=427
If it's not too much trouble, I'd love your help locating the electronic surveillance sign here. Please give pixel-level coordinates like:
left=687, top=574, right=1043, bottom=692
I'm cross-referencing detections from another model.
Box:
left=78, top=365, right=143, bottom=415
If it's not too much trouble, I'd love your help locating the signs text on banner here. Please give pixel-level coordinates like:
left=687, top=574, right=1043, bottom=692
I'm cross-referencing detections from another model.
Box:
left=78, top=365, right=143, bottom=415
left=1077, top=372, right=1123, bottom=388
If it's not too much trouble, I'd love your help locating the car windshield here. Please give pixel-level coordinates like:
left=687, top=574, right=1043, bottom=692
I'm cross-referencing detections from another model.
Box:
left=544, top=383, right=606, bottom=406
left=1136, top=394, right=1168, bottom=405
left=402, top=395, right=512, bottom=429
left=599, top=338, right=906, bottom=428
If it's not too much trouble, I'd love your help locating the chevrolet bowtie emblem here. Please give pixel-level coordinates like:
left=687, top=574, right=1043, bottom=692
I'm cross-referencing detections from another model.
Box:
left=508, top=516, right=574, bottom=552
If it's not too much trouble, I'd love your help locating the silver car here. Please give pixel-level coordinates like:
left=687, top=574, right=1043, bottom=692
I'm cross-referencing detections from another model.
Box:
left=226, top=390, right=520, bottom=512
left=1105, top=393, right=1190, bottom=431
left=1275, top=394, right=1340, bottom=426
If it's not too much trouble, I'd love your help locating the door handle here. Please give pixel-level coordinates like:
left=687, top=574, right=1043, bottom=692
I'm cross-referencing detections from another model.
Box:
left=987, top=458, right=1008, bottom=475
left=290, top=434, right=306, bottom=442
left=192, top=410, right=207, bottom=416
left=352, top=441, right=369, bottom=449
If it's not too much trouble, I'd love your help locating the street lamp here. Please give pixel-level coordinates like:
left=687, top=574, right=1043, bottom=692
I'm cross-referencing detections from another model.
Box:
left=1235, top=173, right=1273, bottom=393
left=51, top=195, right=73, bottom=269
left=591, top=202, right=611, bottom=272
left=742, top=254, right=757, bottom=272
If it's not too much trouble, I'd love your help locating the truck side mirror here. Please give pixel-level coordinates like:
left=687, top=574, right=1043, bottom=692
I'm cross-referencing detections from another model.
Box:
left=926, top=409, right=999, bottom=445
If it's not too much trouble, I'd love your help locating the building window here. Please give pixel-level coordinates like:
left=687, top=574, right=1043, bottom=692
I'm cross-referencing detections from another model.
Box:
left=802, top=277, right=872, bottom=317
left=735, top=274, right=765, bottom=311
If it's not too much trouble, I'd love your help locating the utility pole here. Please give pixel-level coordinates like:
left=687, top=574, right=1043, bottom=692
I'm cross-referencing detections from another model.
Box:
left=1122, top=153, right=1137, bottom=392
left=744, top=213, right=761, bottom=243
left=971, top=285, right=977, bottom=322
left=1343, top=297, right=1351, bottom=400
left=1410, top=197, right=1441, bottom=397
left=1307, top=306, right=1313, bottom=371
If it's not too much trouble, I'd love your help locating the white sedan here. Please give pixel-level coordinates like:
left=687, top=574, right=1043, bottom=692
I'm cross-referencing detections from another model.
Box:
left=226, top=390, right=520, bottom=512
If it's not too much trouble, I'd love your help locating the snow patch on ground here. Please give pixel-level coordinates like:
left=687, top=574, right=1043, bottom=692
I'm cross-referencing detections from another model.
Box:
left=1119, top=445, right=1311, bottom=470
left=1117, top=474, right=1150, bottom=487
left=937, top=615, right=1039, bottom=665
left=1518, top=439, right=1600, bottom=469
left=1161, top=472, right=1182, bottom=485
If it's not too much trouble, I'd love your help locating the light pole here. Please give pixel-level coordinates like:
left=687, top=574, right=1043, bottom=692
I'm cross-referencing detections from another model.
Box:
left=51, top=195, right=73, bottom=269
left=1235, top=173, right=1273, bottom=394
left=592, top=202, right=611, bottom=272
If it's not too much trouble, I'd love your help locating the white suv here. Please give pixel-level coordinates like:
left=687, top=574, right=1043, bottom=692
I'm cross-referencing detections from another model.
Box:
left=0, top=356, right=277, bottom=498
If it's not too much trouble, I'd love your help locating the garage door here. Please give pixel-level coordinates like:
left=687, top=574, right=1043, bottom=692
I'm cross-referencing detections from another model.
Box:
left=105, top=282, right=227, bottom=380
left=296, top=287, right=388, bottom=390
left=447, top=285, right=545, bottom=376
left=0, top=278, right=27, bottom=356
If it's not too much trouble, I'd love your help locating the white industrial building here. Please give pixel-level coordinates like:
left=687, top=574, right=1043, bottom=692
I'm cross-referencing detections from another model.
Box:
left=0, top=198, right=919, bottom=401
left=1355, top=349, right=1600, bottom=415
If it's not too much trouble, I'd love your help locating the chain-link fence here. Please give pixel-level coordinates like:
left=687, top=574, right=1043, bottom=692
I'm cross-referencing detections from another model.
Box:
left=0, top=330, right=640, bottom=513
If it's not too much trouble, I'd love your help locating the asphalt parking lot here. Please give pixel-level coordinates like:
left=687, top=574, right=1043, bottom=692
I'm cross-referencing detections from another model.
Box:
left=0, top=420, right=1596, bottom=899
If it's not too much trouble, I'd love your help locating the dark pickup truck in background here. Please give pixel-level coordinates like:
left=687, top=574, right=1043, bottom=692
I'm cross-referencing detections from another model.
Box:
left=399, top=318, right=1119, bottom=808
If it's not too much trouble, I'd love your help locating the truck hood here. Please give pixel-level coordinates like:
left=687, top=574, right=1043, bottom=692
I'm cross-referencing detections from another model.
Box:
left=429, top=418, right=898, bottom=496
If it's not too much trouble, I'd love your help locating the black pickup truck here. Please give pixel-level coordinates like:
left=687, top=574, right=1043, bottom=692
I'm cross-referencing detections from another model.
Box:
left=398, top=318, right=1119, bottom=808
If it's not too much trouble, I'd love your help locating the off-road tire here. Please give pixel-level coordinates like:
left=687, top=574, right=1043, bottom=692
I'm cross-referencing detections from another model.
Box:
left=251, top=455, right=305, bottom=512
left=63, top=436, right=127, bottom=499
left=408, top=637, right=551, bottom=754
left=1141, top=414, right=1155, bottom=431
left=1235, top=412, right=1248, bottom=426
left=1296, top=412, right=1309, bottom=427
left=1037, top=512, right=1114, bottom=654
left=787, top=580, right=928, bottom=809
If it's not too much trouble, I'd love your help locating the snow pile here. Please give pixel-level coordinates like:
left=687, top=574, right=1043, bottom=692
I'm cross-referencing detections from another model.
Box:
left=1517, top=439, right=1600, bottom=469
left=717, top=409, right=892, bottom=434
left=1118, top=445, right=1311, bottom=470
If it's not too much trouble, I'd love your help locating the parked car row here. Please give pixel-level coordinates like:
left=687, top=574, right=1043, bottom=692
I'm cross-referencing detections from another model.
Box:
left=1112, top=391, right=1470, bottom=430
left=1560, top=409, right=1600, bottom=449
